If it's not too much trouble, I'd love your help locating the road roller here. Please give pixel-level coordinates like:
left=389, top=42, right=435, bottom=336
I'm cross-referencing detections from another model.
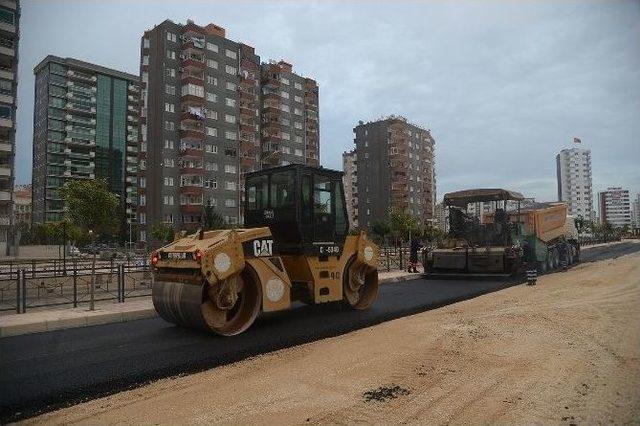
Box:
left=152, top=164, right=380, bottom=336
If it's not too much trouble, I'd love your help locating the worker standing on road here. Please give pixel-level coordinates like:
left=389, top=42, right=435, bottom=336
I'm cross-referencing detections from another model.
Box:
left=409, top=237, right=422, bottom=273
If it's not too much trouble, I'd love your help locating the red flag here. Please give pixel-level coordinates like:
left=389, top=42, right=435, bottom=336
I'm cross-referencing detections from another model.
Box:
left=573, top=137, right=582, bottom=144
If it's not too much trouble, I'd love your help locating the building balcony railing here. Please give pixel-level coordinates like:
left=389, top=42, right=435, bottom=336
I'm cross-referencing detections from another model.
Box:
left=67, top=70, right=97, bottom=83
left=181, top=203, right=203, bottom=214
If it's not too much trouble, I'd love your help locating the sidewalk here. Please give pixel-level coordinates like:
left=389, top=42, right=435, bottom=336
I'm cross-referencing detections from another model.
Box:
left=0, top=269, right=421, bottom=338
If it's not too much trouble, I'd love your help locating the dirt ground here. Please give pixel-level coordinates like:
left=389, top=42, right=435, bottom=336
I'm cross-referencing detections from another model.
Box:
left=29, top=251, right=640, bottom=425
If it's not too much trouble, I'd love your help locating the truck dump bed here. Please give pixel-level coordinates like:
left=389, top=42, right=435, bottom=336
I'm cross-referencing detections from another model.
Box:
left=485, top=202, right=568, bottom=243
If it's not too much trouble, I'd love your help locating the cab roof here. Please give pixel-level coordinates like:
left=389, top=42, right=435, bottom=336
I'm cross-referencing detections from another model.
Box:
left=245, top=164, right=344, bottom=179
left=444, top=188, right=525, bottom=207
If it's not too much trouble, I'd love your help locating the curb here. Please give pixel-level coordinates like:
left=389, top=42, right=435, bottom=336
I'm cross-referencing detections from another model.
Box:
left=0, top=273, right=421, bottom=338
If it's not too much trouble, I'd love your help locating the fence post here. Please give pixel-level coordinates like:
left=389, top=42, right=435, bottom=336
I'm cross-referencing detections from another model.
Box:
left=399, top=246, right=403, bottom=270
left=15, top=270, right=20, bottom=314
left=21, top=270, right=27, bottom=313
left=385, top=249, right=390, bottom=272
left=73, top=269, right=78, bottom=308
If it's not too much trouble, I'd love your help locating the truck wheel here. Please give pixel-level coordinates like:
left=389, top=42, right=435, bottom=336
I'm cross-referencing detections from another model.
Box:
left=537, top=260, right=547, bottom=274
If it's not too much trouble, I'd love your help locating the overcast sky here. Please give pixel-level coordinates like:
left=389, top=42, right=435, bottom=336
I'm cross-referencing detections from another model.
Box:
left=15, top=0, right=640, bottom=204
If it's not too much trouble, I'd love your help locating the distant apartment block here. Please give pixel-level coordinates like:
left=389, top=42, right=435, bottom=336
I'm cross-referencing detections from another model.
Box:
left=632, top=194, right=640, bottom=232
left=342, top=150, right=358, bottom=229
left=598, top=187, right=631, bottom=228
left=13, top=184, right=30, bottom=226
left=32, top=56, right=141, bottom=227
left=0, top=0, right=19, bottom=255
left=138, top=20, right=319, bottom=243
left=556, top=147, right=593, bottom=220
left=353, top=116, right=436, bottom=229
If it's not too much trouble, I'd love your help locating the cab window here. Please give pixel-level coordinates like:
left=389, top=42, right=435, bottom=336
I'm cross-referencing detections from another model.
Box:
left=270, top=171, right=294, bottom=208
left=246, top=174, right=268, bottom=210
left=314, top=175, right=332, bottom=214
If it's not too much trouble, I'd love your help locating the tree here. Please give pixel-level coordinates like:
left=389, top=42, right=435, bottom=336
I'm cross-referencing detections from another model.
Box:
left=371, top=220, right=390, bottom=244
left=61, top=179, right=119, bottom=310
left=389, top=210, right=420, bottom=244
left=150, top=222, right=175, bottom=245
left=202, top=201, right=225, bottom=230
left=574, top=215, right=586, bottom=234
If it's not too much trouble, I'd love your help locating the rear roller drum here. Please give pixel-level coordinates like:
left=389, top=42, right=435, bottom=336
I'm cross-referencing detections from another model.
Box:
left=343, top=256, right=379, bottom=310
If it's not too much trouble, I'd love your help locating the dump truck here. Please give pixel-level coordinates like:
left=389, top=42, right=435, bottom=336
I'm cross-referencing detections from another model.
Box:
left=151, top=164, right=380, bottom=336
left=422, top=188, right=580, bottom=277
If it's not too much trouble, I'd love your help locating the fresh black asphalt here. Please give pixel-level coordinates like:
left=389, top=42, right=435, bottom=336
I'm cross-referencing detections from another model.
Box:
left=0, top=241, right=637, bottom=422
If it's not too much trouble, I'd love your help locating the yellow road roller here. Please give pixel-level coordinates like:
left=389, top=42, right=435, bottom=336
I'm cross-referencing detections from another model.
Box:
left=151, top=164, right=380, bottom=336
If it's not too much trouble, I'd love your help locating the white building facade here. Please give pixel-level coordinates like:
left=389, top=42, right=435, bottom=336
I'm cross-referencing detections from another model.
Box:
left=556, top=147, right=593, bottom=220
left=598, top=187, right=631, bottom=228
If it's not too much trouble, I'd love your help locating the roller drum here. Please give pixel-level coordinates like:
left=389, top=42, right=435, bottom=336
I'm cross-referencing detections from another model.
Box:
left=152, top=281, right=208, bottom=330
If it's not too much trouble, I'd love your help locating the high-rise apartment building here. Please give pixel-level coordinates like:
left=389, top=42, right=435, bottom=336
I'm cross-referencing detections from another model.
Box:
left=353, top=116, right=436, bottom=229
left=32, top=56, right=140, bottom=229
left=598, top=187, right=631, bottom=228
left=0, top=0, right=19, bottom=255
left=632, top=193, right=640, bottom=232
left=138, top=20, right=318, bottom=243
left=342, top=150, right=358, bottom=229
left=556, top=147, right=593, bottom=220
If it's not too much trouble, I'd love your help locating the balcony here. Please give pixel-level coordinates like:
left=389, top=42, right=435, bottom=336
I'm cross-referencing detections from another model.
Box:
left=0, top=45, right=14, bottom=57
left=181, top=50, right=205, bottom=70
left=240, top=155, right=255, bottom=168
left=0, top=190, right=11, bottom=202
left=180, top=185, right=203, bottom=196
left=0, top=165, right=10, bottom=176
left=0, top=141, right=10, bottom=152
left=180, top=162, right=204, bottom=175
left=0, top=67, right=13, bottom=80
left=181, top=70, right=204, bottom=85
left=67, top=70, right=97, bottom=83
left=181, top=203, right=203, bottom=214
left=0, top=117, right=12, bottom=128
left=65, top=102, right=96, bottom=115
left=127, top=104, right=139, bottom=114
left=180, top=123, right=204, bottom=140
left=0, top=93, right=12, bottom=104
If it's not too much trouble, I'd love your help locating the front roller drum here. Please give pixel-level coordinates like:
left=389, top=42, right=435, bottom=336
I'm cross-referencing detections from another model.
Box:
left=343, top=256, right=379, bottom=310
left=152, top=268, right=262, bottom=336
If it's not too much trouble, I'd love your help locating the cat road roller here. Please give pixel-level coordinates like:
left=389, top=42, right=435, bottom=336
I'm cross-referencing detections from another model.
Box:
left=151, top=164, right=380, bottom=336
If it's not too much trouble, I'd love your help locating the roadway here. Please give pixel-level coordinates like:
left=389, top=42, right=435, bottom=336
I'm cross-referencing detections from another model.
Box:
left=0, top=241, right=638, bottom=422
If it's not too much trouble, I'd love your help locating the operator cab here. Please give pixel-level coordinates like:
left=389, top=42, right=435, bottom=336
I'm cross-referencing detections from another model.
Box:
left=244, top=164, right=349, bottom=255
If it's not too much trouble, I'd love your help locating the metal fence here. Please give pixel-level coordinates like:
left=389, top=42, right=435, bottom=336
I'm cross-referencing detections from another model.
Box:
left=0, top=263, right=153, bottom=315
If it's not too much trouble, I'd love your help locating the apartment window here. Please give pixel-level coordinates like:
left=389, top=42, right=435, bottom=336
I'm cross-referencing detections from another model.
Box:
left=280, top=77, right=290, bottom=85
left=206, top=92, right=217, bottom=102
left=206, top=42, right=218, bottom=52
left=206, top=76, right=217, bottom=85
left=225, top=114, right=236, bottom=124
left=206, top=126, right=217, bottom=136
left=282, top=118, right=290, bottom=126
left=294, top=122, right=302, bottom=129
left=139, top=195, right=146, bottom=206
left=295, top=149, right=303, bottom=157
left=182, top=84, right=204, bottom=97
left=163, top=195, right=174, bottom=206
left=225, top=98, right=236, bottom=107
left=294, top=95, right=302, bottom=103
left=166, top=32, right=177, bottom=42
left=164, top=177, right=174, bottom=186
left=139, top=213, right=146, bottom=224
left=205, top=162, right=218, bottom=171
left=225, top=148, right=237, bottom=157
left=139, top=177, right=146, bottom=188
left=226, top=82, right=236, bottom=91
left=282, top=132, right=290, bottom=141
left=140, top=230, right=147, bottom=242
left=164, top=139, right=174, bottom=149
left=280, top=91, right=290, bottom=99
left=165, top=84, right=175, bottom=95
left=143, top=38, right=150, bottom=48
left=163, top=213, right=174, bottom=223
left=225, top=181, right=236, bottom=191
left=164, top=103, right=175, bottom=113
left=164, top=121, right=175, bottom=131
left=142, top=55, right=149, bottom=65
left=205, top=180, right=218, bottom=190
left=205, top=144, right=218, bottom=154
left=207, top=59, right=218, bottom=69
left=294, top=82, right=302, bottom=90
left=295, top=135, right=303, bottom=143
left=164, top=158, right=174, bottom=167
left=281, top=104, right=290, bottom=112
left=294, top=108, right=302, bottom=115
left=205, top=110, right=218, bottom=120
left=225, top=164, right=237, bottom=174
left=225, top=49, right=237, bottom=59
left=225, top=65, right=237, bottom=75
left=165, top=68, right=175, bottom=78
left=225, top=131, right=237, bottom=141
left=225, top=199, right=237, bottom=208
left=166, top=50, right=175, bottom=60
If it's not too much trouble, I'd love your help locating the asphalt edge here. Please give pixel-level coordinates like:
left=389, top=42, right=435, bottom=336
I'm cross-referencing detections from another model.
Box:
left=0, top=274, right=420, bottom=338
